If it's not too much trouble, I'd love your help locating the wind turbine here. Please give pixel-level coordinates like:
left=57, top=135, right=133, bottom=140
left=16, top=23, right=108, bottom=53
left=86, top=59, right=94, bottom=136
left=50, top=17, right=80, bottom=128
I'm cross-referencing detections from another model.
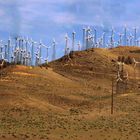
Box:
left=123, top=71, right=129, bottom=81
left=19, top=38, right=25, bottom=65
left=4, top=44, right=8, bottom=60
left=40, top=44, right=50, bottom=65
left=128, top=34, right=133, bottom=46
left=133, top=27, right=138, bottom=46
left=86, top=26, right=92, bottom=49
left=6, top=37, right=12, bottom=62
left=82, top=28, right=86, bottom=50
left=38, top=40, right=49, bottom=65
left=102, top=32, right=106, bottom=47
left=14, top=37, right=19, bottom=50
left=0, top=52, right=4, bottom=61
left=117, top=61, right=124, bottom=72
left=72, top=31, right=76, bottom=51
left=126, top=37, right=129, bottom=46
left=52, top=38, right=57, bottom=61
left=98, top=38, right=103, bottom=48
left=118, top=33, right=123, bottom=46
left=116, top=71, right=123, bottom=82
left=93, top=27, right=97, bottom=47
left=133, top=58, right=140, bottom=87
left=0, top=40, right=4, bottom=60
left=137, top=40, right=140, bottom=46
left=88, top=35, right=94, bottom=48
left=123, top=25, right=127, bottom=46
left=65, top=34, right=69, bottom=56
left=110, top=27, right=115, bottom=48
left=37, top=40, right=44, bottom=65
left=30, top=39, right=37, bottom=66
left=0, top=59, right=5, bottom=69
left=77, top=41, right=81, bottom=51
left=35, top=51, right=39, bottom=66
left=133, top=58, right=140, bottom=68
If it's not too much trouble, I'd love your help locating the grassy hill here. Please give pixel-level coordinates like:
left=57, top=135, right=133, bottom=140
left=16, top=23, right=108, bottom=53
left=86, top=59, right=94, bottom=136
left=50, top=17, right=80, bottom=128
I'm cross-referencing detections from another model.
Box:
left=0, top=46, right=140, bottom=140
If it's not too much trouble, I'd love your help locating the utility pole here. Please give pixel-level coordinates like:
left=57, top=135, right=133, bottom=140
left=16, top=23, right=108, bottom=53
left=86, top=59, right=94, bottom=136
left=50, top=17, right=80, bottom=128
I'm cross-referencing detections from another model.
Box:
left=111, top=78, right=114, bottom=114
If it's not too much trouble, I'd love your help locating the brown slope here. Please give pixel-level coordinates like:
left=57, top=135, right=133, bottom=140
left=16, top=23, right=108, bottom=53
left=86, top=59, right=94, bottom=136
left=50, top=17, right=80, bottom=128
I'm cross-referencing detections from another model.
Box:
left=49, top=46, right=140, bottom=80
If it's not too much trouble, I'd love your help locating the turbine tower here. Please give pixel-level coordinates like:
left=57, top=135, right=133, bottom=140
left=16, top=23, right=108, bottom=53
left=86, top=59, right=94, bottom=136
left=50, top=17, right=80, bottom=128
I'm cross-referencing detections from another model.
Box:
left=7, top=37, right=11, bottom=62
left=82, top=28, right=86, bottom=50
left=94, top=28, right=97, bottom=47
left=134, top=27, right=137, bottom=46
left=72, top=31, right=76, bottom=51
left=118, top=33, right=123, bottom=46
left=52, top=38, right=56, bottom=61
left=102, top=32, right=106, bottom=47
left=65, top=34, right=69, bottom=56
left=124, top=26, right=127, bottom=46
left=77, top=41, right=81, bottom=51
left=31, top=39, right=36, bottom=66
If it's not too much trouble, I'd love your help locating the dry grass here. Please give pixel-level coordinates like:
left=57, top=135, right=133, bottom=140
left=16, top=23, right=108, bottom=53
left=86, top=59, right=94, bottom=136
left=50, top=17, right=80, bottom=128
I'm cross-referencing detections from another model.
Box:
left=0, top=47, right=139, bottom=140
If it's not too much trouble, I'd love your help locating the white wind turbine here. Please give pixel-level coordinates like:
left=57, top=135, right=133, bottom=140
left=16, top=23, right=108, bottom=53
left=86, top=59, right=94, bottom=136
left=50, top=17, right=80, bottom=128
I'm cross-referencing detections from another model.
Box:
left=52, top=38, right=57, bottom=61
left=123, top=25, right=129, bottom=46
left=72, top=31, right=76, bottom=51
left=42, top=45, right=50, bottom=65
left=0, top=59, right=5, bottom=70
left=39, top=40, right=49, bottom=65
left=126, top=37, right=129, bottom=46
left=0, top=40, right=4, bottom=60
left=123, top=71, right=129, bottom=81
left=133, top=27, right=139, bottom=46
left=133, top=58, right=140, bottom=68
left=133, top=58, right=140, bottom=86
left=77, top=41, right=81, bottom=51
left=89, top=35, right=94, bottom=48
left=64, top=33, right=70, bottom=56
left=130, top=34, right=134, bottom=46
left=118, top=32, right=124, bottom=46
left=116, top=71, right=123, bottom=82
left=82, top=27, right=86, bottom=50
left=7, top=37, right=12, bottom=62
left=0, top=52, right=4, bottom=61
left=110, top=27, right=115, bottom=48
left=37, top=40, right=45, bottom=65
left=102, top=32, right=106, bottom=47
left=117, top=61, right=124, bottom=72
left=98, top=37, right=103, bottom=48
left=136, top=39, right=140, bottom=46
left=30, top=38, right=37, bottom=66
left=86, top=26, right=92, bottom=49
left=93, top=27, right=97, bottom=47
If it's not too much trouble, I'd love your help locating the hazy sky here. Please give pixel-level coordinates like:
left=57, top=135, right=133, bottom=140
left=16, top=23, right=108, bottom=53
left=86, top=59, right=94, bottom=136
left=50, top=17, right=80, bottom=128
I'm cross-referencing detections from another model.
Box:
left=0, top=0, right=140, bottom=57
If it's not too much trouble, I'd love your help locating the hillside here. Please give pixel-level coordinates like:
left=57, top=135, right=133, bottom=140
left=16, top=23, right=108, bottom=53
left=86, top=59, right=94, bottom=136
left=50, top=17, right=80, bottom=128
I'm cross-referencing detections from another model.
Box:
left=50, top=46, right=140, bottom=84
left=0, top=46, right=140, bottom=140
